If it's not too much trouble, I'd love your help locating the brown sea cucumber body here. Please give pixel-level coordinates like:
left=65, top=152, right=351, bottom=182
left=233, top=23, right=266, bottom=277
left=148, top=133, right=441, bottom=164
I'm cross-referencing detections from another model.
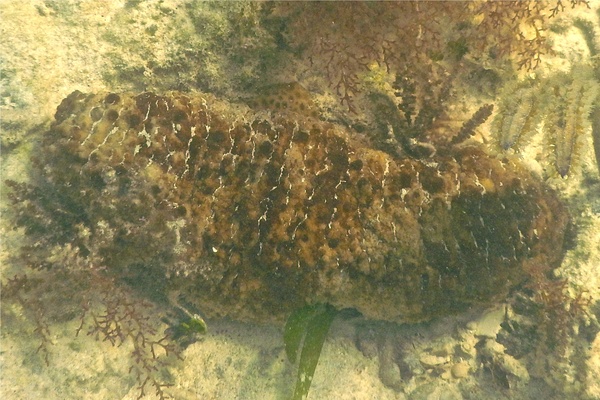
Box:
left=37, top=90, right=569, bottom=323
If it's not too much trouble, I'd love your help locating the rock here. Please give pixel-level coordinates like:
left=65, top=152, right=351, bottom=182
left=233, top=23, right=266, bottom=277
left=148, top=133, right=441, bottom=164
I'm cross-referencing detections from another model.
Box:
left=585, top=331, right=600, bottom=399
left=479, top=339, right=529, bottom=388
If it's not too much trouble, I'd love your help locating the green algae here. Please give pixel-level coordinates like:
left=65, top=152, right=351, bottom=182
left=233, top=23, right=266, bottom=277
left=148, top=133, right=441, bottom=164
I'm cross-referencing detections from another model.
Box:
left=284, top=304, right=338, bottom=400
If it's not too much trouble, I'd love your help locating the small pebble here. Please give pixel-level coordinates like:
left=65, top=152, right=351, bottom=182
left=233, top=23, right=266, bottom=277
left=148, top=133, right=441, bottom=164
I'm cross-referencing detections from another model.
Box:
left=465, top=321, right=478, bottom=331
left=451, top=361, right=470, bottom=379
left=420, top=354, right=448, bottom=368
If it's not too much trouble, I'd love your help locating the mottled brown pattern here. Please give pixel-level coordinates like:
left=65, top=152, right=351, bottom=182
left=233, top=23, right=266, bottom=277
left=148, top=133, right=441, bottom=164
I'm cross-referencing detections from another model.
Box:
left=34, top=90, right=569, bottom=323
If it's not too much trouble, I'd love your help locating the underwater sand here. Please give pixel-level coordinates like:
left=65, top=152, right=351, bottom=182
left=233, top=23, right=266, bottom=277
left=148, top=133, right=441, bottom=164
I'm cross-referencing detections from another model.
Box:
left=1, top=1, right=599, bottom=399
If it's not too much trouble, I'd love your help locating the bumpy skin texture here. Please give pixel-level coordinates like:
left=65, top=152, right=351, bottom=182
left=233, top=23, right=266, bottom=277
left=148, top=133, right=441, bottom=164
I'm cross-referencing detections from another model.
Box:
left=35, top=90, right=568, bottom=323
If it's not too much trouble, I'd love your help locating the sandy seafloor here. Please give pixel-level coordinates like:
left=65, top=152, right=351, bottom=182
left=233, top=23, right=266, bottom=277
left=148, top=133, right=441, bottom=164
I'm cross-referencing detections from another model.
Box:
left=1, top=1, right=600, bottom=399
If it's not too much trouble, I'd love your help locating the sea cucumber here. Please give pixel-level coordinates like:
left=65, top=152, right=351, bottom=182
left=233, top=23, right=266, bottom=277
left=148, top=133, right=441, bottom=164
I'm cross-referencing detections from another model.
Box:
left=16, top=89, right=570, bottom=323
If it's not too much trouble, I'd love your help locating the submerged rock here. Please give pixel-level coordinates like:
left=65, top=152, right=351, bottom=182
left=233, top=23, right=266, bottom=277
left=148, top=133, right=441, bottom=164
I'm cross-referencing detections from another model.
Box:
left=14, top=90, right=569, bottom=323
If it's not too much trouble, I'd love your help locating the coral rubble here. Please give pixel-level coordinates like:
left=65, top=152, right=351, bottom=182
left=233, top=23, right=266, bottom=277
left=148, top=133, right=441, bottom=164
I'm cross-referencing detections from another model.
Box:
left=7, top=89, right=570, bottom=324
